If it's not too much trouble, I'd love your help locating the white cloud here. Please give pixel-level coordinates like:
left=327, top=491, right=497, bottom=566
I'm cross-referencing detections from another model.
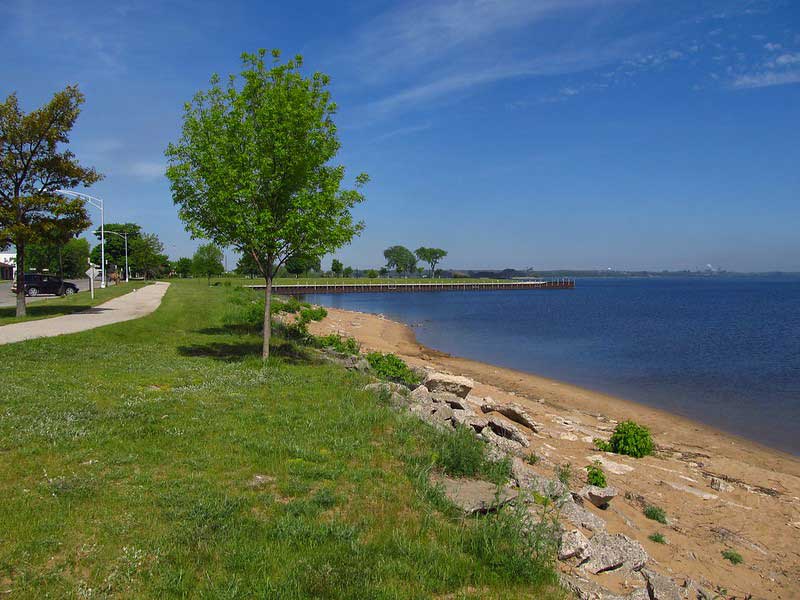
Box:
left=126, top=161, right=165, bottom=180
left=373, top=122, right=432, bottom=142
left=764, top=42, right=782, bottom=51
left=731, top=70, right=800, bottom=89
left=775, top=53, right=800, bottom=66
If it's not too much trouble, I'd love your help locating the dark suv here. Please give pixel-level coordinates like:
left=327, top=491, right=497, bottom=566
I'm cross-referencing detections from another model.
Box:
left=11, top=274, right=79, bottom=297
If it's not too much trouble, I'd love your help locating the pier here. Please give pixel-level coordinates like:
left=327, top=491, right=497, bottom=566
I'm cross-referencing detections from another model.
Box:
left=247, top=279, right=575, bottom=295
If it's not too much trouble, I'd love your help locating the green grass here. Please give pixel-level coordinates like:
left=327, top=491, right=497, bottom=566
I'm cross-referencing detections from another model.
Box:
left=648, top=532, right=666, bottom=544
left=0, top=280, right=562, bottom=599
left=217, top=276, right=509, bottom=287
left=643, top=505, right=668, bottom=524
left=0, top=281, right=151, bottom=326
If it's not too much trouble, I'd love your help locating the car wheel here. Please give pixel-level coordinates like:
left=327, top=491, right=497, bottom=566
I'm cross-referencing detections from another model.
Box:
left=64, top=287, right=76, bottom=296
left=27, top=287, right=39, bottom=297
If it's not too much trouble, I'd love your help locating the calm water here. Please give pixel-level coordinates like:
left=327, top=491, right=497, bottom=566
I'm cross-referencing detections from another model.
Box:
left=307, top=277, right=800, bottom=455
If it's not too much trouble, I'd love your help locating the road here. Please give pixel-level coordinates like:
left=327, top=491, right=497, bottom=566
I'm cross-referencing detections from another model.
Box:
left=0, top=279, right=87, bottom=307
left=0, top=282, right=169, bottom=345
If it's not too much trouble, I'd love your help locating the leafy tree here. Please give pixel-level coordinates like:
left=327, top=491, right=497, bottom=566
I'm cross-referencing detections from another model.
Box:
left=366, top=269, right=378, bottom=278
left=192, top=243, right=225, bottom=284
left=26, top=237, right=89, bottom=279
left=343, top=266, right=353, bottom=278
left=236, top=252, right=261, bottom=277
left=331, top=258, right=343, bottom=277
left=285, top=253, right=321, bottom=277
left=173, top=257, right=193, bottom=278
left=129, top=233, right=168, bottom=279
left=0, top=86, right=101, bottom=316
left=415, top=247, right=448, bottom=277
left=379, top=267, right=388, bottom=277
left=383, top=245, right=416, bottom=274
left=90, top=223, right=141, bottom=274
left=166, top=49, right=368, bottom=359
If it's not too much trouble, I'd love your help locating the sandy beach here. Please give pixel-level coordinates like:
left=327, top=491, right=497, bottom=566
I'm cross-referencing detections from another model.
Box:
left=309, top=306, right=800, bottom=598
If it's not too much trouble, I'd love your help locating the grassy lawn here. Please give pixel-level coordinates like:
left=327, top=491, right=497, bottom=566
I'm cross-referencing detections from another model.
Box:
left=0, top=282, right=151, bottom=326
left=0, top=280, right=562, bottom=599
left=218, top=276, right=509, bottom=286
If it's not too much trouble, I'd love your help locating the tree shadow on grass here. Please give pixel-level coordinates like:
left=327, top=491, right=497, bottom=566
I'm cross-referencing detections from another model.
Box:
left=196, top=324, right=261, bottom=336
left=177, top=339, right=313, bottom=364
left=0, top=305, right=95, bottom=321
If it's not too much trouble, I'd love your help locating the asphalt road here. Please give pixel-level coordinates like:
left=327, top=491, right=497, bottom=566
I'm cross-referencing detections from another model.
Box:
left=0, top=279, right=87, bottom=307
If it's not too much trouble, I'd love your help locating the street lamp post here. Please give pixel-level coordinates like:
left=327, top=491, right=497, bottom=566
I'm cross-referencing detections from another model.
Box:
left=96, top=229, right=129, bottom=282
left=56, top=189, right=106, bottom=288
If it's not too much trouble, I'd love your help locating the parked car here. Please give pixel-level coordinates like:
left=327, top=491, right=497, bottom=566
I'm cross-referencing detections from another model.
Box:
left=10, top=273, right=79, bottom=297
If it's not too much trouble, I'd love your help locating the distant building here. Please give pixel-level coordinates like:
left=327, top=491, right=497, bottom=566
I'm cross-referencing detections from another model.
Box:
left=0, top=252, right=16, bottom=279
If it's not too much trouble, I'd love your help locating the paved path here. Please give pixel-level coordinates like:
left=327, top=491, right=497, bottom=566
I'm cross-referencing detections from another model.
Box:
left=0, top=282, right=170, bottom=345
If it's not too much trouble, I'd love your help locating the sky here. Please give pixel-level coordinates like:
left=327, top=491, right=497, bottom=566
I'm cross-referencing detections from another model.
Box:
left=2, top=0, right=799, bottom=272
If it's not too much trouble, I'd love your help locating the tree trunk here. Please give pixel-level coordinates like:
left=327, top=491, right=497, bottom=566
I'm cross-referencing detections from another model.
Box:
left=15, top=241, right=26, bottom=318
left=262, top=276, right=273, bottom=360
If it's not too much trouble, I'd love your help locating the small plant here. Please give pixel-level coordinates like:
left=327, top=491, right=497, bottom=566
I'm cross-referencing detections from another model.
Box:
left=598, top=420, right=654, bottom=458
left=648, top=532, right=666, bottom=544
left=525, top=452, right=540, bottom=466
left=315, top=334, right=360, bottom=355
left=366, top=352, right=420, bottom=387
left=298, top=306, right=327, bottom=324
left=555, top=462, right=572, bottom=486
left=585, top=461, right=607, bottom=487
left=643, top=504, right=667, bottom=524
left=721, top=549, right=743, bottom=565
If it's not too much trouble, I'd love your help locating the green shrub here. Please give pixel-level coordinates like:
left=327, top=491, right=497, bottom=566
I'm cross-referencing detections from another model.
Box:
left=525, top=452, right=540, bottom=466
left=643, top=505, right=667, bottom=524
left=432, top=425, right=511, bottom=484
left=315, top=334, right=360, bottom=355
left=555, top=463, right=572, bottom=486
left=585, top=462, right=607, bottom=487
left=648, top=532, right=665, bottom=544
left=366, top=352, right=420, bottom=387
left=298, top=306, right=327, bottom=324
left=721, top=549, right=743, bottom=565
left=599, top=420, right=654, bottom=458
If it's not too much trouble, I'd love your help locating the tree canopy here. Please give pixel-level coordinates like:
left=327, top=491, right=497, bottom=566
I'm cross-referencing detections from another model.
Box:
left=331, top=258, right=343, bottom=277
left=26, top=237, right=89, bottom=278
left=285, top=253, right=320, bottom=276
left=0, top=86, right=101, bottom=315
left=383, top=245, right=417, bottom=274
left=173, top=257, right=193, bottom=278
left=415, top=247, right=448, bottom=277
left=192, top=243, right=225, bottom=283
left=165, top=49, right=368, bottom=359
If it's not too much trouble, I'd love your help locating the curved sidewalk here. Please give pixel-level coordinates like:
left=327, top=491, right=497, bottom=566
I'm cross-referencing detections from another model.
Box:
left=0, top=282, right=170, bottom=345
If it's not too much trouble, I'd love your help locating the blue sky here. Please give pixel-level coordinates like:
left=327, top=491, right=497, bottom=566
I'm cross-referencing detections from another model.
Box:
left=2, top=0, right=799, bottom=271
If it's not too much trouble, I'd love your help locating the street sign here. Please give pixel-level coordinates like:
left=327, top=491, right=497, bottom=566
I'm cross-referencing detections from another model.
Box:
left=85, top=267, right=97, bottom=279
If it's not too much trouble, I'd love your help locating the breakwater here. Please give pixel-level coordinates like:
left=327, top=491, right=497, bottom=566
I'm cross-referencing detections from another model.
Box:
left=249, top=279, right=575, bottom=295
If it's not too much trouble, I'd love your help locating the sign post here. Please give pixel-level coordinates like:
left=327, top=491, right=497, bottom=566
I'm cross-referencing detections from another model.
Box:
left=86, top=260, right=99, bottom=300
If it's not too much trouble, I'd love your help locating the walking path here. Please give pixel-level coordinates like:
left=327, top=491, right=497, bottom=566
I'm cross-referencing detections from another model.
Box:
left=0, top=282, right=169, bottom=345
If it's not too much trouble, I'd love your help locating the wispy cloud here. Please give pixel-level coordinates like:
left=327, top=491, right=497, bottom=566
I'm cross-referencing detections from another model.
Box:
left=731, top=70, right=800, bottom=88
left=125, top=161, right=165, bottom=180
left=373, top=122, right=432, bottom=142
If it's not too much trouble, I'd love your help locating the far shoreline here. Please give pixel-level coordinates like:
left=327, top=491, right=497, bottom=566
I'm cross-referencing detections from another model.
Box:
left=308, top=304, right=800, bottom=477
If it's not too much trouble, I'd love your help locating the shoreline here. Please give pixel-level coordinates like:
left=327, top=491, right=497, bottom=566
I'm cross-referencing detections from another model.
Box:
left=309, top=304, right=800, bottom=598
left=313, top=305, right=800, bottom=473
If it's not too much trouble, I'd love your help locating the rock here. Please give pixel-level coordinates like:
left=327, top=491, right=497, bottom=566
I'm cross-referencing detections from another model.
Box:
left=586, top=454, right=634, bottom=475
left=559, top=528, right=590, bottom=560
left=626, top=589, right=650, bottom=600
left=411, top=401, right=454, bottom=429
left=321, top=349, right=371, bottom=372
left=410, top=384, right=431, bottom=404
left=641, top=569, right=682, bottom=600
left=480, top=427, right=525, bottom=455
left=431, top=392, right=473, bottom=412
left=580, top=532, right=648, bottom=574
left=560, top=573, right=626, bottom=600
left=511, top=458, right=568, bottom=499
left=580, top=485, right=618, bottom=509
left=486, top=416, right=530, bottom=447
left=561, top=496, right=607, bottom=532
left=423, top=371, right=474, bottom=398
left=710, top=477, right=734, bottom=493
left=434, top=475, right=518, bottom=515
left=452, top=410, right=487, bottom=432
left=480, top=399, right=542, bottom=432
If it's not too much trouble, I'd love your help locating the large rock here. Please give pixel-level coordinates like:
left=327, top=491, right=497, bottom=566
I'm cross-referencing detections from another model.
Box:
left=641, top=569, right=682, bottom=600
left=423, top=372, right=474, bottom=398
left=561, top=497, right=607, bottom=532
left=432, top=391, right=473, bottom=412
left=579, top=485, right=618, bottom=509
left=511, top=458, right=567, bottom=499
left=559, top=528, right=590, bottom=560
left=580, top=532, right=648, bottom=574
left=481, top=399, right=542, bottom=432
left=452, top=410, right=487, bottom=432
left=486, top=416, right=530, bottom=447
left=434, top=475, right=518, bottom=515
left=322, top=349, right=371, bottom=372
left=410, top=401, right=454, bottom=429
left=410, top=384, right=431, bottom=404
left=480, top=427, right=525, bottom=455
left=560, top=573, right=626, bottom=600
left=364, top=381, right=408, bottom=396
